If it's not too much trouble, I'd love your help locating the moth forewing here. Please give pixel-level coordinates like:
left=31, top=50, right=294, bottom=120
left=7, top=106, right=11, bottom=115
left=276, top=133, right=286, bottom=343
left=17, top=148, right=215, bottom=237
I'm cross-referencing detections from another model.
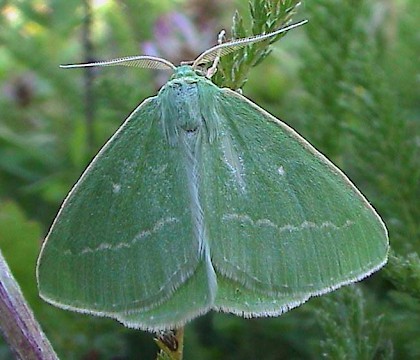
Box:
left=203, top=88, right=388, bottom=298
left=36, top=96, right=205, bottom=321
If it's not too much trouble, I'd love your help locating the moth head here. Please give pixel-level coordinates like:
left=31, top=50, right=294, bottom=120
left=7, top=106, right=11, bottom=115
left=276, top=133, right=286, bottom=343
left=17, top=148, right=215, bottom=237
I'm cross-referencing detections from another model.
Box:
left=169, top=65, right=202, bottom=80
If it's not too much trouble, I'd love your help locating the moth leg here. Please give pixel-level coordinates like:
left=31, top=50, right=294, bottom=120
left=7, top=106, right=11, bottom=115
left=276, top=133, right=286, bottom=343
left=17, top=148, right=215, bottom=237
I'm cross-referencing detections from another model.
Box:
left=206, top=30, right=226, bottom=78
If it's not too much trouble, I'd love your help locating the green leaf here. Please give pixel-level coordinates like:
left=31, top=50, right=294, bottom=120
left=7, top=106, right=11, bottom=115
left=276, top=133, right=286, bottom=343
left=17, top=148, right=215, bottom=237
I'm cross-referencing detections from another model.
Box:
left=314, top=286, right=392, bottom=360
left=385, top=252, right=420, bottom=300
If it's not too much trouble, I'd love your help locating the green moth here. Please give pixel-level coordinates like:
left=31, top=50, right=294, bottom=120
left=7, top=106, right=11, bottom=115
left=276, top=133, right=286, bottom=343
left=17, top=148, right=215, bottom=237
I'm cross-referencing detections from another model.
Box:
left=37, top=20, right=389, bottom=331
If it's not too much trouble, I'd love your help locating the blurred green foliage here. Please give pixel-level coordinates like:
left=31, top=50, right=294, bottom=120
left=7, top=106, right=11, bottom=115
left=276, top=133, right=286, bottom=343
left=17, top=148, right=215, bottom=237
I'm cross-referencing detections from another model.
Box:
left=0, top=0, right=419, bottom=359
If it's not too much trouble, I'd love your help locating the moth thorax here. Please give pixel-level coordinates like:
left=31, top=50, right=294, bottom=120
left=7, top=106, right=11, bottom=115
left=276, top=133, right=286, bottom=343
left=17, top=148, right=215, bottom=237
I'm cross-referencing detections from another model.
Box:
left=159, top=80, right=206, bottom=145
left=173, top=82, right=202, bottom=132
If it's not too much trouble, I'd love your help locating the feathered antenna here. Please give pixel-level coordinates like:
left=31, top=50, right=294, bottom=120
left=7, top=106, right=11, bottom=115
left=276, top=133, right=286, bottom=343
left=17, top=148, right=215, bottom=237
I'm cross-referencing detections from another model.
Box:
left=60, top=55, right=176, bottom=70
left=192, top=20, right=308, bottom=69
left=60, top=20, right=307, bottom=73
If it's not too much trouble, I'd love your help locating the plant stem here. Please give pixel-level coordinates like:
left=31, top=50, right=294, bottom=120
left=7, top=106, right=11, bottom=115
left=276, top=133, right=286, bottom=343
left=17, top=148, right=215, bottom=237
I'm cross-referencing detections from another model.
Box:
left=155, top=327, right=185, bottom=360
left=0, top=250, right=58, bottom=360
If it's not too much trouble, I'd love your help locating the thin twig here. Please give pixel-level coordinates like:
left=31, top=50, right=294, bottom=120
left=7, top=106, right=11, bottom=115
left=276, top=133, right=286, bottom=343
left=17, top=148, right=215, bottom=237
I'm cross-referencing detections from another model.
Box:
left=0, top=250, right=58, bottom=360
left=155, top=327, right=185, bottom=360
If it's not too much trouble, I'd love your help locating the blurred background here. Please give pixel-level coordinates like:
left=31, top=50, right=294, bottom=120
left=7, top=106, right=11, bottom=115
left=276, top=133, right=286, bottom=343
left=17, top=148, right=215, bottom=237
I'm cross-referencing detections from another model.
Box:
left=0, top=0, right=419, bottom=359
